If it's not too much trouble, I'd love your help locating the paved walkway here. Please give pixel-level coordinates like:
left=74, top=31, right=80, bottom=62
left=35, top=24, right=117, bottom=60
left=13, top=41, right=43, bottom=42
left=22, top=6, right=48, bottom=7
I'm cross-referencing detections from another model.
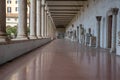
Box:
left=0, top=39, right=120, bottom=80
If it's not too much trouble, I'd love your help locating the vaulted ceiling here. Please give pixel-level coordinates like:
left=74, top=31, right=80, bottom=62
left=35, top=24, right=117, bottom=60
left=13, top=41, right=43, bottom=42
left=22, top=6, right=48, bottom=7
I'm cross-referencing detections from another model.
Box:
left=46, top=0, right=88, bottom=28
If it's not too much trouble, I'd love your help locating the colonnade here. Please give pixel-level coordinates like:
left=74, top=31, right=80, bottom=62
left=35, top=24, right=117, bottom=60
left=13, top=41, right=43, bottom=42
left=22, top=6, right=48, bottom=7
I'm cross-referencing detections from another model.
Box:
left=0, top=0, right=56, bottom=42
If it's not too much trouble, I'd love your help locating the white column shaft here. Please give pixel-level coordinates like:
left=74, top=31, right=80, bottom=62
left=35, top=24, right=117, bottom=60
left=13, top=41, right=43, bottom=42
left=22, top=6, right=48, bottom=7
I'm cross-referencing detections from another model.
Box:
left=46, top=15, right=49, bottom=38
left=44, top=11, right=47, bottom=38
left=30, top=0, right=37, bottom=39
left=17, top=0, right=28, bottom=40
left=41, top=5, right=44, bottom=38
left=36, top=0, right=42, bottom=38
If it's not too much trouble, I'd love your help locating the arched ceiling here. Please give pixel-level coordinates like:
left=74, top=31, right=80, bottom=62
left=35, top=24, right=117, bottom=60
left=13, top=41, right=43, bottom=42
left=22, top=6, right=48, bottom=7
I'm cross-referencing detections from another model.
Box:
left=46, top=0, right=88, bottom=28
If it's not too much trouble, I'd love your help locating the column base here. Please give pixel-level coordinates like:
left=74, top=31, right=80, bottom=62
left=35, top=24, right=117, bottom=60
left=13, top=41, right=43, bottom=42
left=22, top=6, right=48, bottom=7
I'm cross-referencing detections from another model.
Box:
left=0, top=38, right=7, bottom=42
left=110, top=48, right=116, bottom=53
left=44, top=37, right=47, bottom=38
left=42, top=36, right=45, bottom=38
left=13, top=36, right=29, bottom=41
left=0, top=36, right=9, bottom=42
left=29, top=35, right=37, bottom=39
left=37, top=35, right=42, bottom=39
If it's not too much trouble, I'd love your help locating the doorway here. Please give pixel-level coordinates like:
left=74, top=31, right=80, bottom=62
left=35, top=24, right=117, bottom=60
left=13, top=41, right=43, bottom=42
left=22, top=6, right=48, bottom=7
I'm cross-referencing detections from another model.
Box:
left=107, top=15, right=112, bottom=48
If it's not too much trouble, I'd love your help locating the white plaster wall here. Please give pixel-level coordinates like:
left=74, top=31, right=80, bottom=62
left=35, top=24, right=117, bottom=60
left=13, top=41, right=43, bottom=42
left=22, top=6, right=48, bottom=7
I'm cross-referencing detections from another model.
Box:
left=66, top=0, right=120, bottom=55
left=0, top=38, right=51, bottom=65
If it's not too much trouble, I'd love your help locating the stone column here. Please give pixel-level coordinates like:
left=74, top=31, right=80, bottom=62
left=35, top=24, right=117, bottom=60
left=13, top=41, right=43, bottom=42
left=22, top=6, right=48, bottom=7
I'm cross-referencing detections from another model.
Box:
left=41, top=0, right=45, bottom=38
left=46, top=12, right=49, bottom=38
left=48, top=16, right=50, bottom=38
left=29, top=0, right=37, bottom=39
left=36, top=0, right=42, bottom=38
left=41, top=5, right=45, bottom=38
left=110, top=8, right=119, bottom=53
left=45, top=6, right=49, bottom=38
left=44, top=7, right=47, bottom=38
left=17, top=0, right=28, bottom=40
left=96, top=16, right=102, bottom=48
left=0, top=0, right=7, bottom=42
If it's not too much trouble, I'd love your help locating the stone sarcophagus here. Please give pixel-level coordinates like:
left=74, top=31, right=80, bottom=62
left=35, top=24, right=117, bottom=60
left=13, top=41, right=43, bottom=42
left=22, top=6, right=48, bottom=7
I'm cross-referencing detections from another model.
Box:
left=89, top=36, right=96, bottom=47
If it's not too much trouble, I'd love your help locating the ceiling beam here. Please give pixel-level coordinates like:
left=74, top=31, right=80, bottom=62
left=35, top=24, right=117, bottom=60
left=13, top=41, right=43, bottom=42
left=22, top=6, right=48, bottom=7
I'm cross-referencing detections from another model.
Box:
left=54, top=20, right=70, bottom=21
left=52, top=14, right=75, bottom=18
left=54, top=20, right=71, bottom=21
left=50, top=11, right=78, bottom=13
left=51, top=12, right=77, bottom=14
left=51, top=14, right=75, bottom=16
left=52, top=17, right=73, bottom=19
left=54, top=21, right=70, bottom=23
left=46, top=0, right=87, bottom=1
left=54, top=17, right=72, bottom=18
left=49, top=9, right=80, bottom=11
left=48, top=5, right=83, bottom=7
left=51, top=13, right=76, bottom=15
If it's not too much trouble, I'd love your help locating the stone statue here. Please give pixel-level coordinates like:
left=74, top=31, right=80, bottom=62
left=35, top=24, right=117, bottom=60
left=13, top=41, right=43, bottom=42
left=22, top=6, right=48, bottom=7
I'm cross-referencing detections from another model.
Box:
left=80, top=26, right=85, bottom=45
left=86, top=28, right=92, bottom=46
left=80, top=26, right=84, bottom=35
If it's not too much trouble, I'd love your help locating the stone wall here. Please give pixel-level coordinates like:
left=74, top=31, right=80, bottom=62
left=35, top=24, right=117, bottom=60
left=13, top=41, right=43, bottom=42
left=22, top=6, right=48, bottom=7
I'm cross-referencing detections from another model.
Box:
left=0, top=38, right=51, bottom=65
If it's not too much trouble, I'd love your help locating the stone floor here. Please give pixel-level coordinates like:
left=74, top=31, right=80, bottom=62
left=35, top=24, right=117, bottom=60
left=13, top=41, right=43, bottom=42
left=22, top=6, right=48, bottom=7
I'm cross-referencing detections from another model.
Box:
left=0, top=39, right=120, bottom=80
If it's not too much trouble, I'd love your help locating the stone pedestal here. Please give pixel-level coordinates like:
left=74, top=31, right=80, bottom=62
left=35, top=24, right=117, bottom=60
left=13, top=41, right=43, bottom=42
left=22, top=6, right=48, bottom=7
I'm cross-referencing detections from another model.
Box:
left=89, top=36, right=96, bottom=47
left=96, top=16, right=102, bottom=48
left=110, top=8, right=119, bottom=53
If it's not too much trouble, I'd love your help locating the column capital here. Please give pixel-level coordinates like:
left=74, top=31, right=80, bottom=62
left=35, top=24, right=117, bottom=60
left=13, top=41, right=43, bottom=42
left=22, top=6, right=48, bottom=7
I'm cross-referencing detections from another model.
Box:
left=96, top=16, right=102, bottom=22
left=111, top=8, right=119, bottom=15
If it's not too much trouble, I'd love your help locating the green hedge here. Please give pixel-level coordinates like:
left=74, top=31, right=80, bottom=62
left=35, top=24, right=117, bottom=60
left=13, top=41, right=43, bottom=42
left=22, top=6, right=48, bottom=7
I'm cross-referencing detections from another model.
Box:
left=6, top=26, right=30, bottom=39
left=6, top=26, right=17, bottom=37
